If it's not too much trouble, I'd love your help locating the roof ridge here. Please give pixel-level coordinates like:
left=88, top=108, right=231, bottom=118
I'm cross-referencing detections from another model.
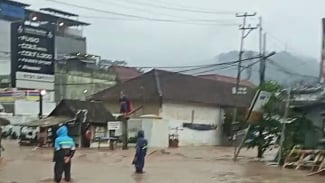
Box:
left=154, top=70, right=163, bottom=97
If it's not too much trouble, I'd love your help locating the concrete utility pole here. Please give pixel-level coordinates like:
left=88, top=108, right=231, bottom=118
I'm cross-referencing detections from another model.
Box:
left=277, top=88, right=291, bottom=165
left=232, top=12, right=257, bottom=154
left=259, top=17, right=266, bottom=85
left=121, top=116, right=128, bottom=150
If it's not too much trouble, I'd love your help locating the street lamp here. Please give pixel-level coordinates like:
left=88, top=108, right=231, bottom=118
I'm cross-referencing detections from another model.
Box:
left=82, top=89, right=88, bottom=101
left=39, top=89, right=46, bottom=119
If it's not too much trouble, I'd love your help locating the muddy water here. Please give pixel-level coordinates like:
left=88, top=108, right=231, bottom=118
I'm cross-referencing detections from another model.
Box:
left=0, top=140, right=324, bottom=183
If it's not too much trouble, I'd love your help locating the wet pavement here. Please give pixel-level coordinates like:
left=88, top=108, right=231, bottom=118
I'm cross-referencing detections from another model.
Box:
left=0, top=140, right=324, bottom=183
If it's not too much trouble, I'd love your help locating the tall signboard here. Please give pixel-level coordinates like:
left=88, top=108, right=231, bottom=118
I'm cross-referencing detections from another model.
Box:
left=11, top=22, right=55, bottom=90
left=321, top=18, right=325, bottom=83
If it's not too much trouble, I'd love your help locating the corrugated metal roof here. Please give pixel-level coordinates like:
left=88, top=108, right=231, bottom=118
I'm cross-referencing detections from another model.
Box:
left=21, top=116, right=71, bottom=127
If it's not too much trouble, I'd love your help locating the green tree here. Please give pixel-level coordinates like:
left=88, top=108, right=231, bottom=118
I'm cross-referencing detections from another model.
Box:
left=245, top=81, right=318, bottom=161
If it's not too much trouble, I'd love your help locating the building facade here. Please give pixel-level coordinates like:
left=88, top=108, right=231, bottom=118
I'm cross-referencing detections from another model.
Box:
left=0, top=1, right=89, bottom=91
left=55, top=56, right=117, bottom=102
left=90, top=69, right=253, bottom=146
left=0, top=0, right=88, bottom=115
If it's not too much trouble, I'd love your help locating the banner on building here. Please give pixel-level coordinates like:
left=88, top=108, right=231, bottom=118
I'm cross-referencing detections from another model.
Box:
left=11, top=22, right=55, bottom=90
left=0, top=89, right=41, bottom=102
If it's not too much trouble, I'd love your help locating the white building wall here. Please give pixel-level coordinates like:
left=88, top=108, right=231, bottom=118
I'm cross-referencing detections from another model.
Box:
left=14, top=100, right=56, bottom=118
left=128, top=117, right=169, bottom=148
left=142, top=118, right=169, bottom=148
left=160, top=101, right=224, bottom=146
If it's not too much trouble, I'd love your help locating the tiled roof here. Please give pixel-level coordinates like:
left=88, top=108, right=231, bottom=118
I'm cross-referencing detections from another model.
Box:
left=90, top=69, right=254, bottom=108
left=198, top=74, right=256, bottom=88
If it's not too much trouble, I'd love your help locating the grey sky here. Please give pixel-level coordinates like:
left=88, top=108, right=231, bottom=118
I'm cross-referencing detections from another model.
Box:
left=22, top=0, right=325, bottom=67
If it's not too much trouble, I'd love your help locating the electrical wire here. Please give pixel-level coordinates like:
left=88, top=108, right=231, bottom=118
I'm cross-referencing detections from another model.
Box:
left=81, top=14, right=238, bottom=23
left=190, top=58, right=261, bottom=76
left=94, top=0, right=232, bottom=21
left=267, top=32, right=313, bottom=66
left=45, top=0, right=237, bottom=25
left=116, top=0, right=236, bottom=15
left=80, top=15, right=238, bottom=26
left=122, top=0, right=235, bottom=13
left=268, top=59, right=318, bottom=78
left=176, top=55, right=263, bottom=73
left=190, top=63, right=238, bottom=75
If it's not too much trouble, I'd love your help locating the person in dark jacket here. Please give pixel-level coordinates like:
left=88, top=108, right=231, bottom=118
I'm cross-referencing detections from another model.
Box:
left=53, top=125, right=76, bottom=183
left=132, top=130, right=148, bottom=173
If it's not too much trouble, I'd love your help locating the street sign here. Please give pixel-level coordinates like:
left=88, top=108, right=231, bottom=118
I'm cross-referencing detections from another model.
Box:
left=232, top=87, right=247, bottom=94
left=108, top=121, right=121, bottom=130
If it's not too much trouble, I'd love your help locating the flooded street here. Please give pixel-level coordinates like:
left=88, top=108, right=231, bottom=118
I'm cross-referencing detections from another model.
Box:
left=0, top=140, right=324, bottom=183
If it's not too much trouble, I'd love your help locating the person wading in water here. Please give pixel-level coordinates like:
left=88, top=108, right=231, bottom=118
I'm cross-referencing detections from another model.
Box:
left=53, top=125, right=76, bottom=183
left=132, top=130, right=148, bottom=174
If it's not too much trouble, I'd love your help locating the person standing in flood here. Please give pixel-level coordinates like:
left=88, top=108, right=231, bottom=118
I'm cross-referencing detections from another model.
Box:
left=53, top=125, right=76, bottom=183
left=132, top=130, right=148, bottom=173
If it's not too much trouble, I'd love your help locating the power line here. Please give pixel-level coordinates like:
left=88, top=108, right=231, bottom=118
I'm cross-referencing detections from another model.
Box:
left=125, top=0, right=236, bottom=13
left=80, top=15, right=238, bottom=26
left=95, top=0, right=235, bottom=21
left=116, top=0, right=236, bottom=15
left=81, top=14, right=237, bottom=23
left=189, top=56, right=262, bottom=76
left=176, top=55, right=264, bottom=73
left=268, top=59, right=318, bottom=78
left=191, top=63, right=237, bottom=75
left=95, top=0, right=190, bottom=19
left=45, top=0, right=237, bottom=25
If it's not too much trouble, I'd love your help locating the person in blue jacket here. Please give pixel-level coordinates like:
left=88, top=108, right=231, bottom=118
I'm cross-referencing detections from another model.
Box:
left=132, top=130, right=148, bottom=173
left=53, top=125, right=76, bottom=183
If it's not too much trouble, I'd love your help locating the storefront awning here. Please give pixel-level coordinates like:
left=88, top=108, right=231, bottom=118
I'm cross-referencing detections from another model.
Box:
left=22, top=116, right=72, bottom=127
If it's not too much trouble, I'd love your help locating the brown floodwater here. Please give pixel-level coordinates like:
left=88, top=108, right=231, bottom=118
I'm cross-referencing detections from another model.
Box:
left=0, top=140, right=324, bottom=183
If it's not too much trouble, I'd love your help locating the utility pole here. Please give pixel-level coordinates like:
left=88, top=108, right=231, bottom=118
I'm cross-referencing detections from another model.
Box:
left=256, top=21, right=268, bottom=158
left=232, top=12, right=257, bottom=154
left=277, top=88, right=291, bottom=165
left=121, top=116, right=128, bottom=150
left=259, top=17, right=266, bottom=86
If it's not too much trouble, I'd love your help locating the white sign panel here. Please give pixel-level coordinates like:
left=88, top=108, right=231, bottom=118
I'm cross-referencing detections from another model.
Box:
left=108, top=121, right=121, bottom=130
left=251, top=91, right=272, bottom=113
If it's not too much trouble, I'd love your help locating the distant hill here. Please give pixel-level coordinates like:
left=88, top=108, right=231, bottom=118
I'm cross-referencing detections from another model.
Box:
left=184, top=51, right=320, bottom=86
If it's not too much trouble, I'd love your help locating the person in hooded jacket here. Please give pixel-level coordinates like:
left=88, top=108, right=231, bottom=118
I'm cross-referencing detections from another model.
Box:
left=132, top=130, right=148, bottom=173
left=53, top=125, right=76, bottom=183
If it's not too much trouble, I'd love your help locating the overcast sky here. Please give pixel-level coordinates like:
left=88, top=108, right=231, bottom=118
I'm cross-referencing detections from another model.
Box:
left=21, top=0, right=325, bottom=67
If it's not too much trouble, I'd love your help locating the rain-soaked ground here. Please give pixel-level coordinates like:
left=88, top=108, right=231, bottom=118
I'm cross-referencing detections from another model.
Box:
left=0, top=140, right=324, bottom=183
